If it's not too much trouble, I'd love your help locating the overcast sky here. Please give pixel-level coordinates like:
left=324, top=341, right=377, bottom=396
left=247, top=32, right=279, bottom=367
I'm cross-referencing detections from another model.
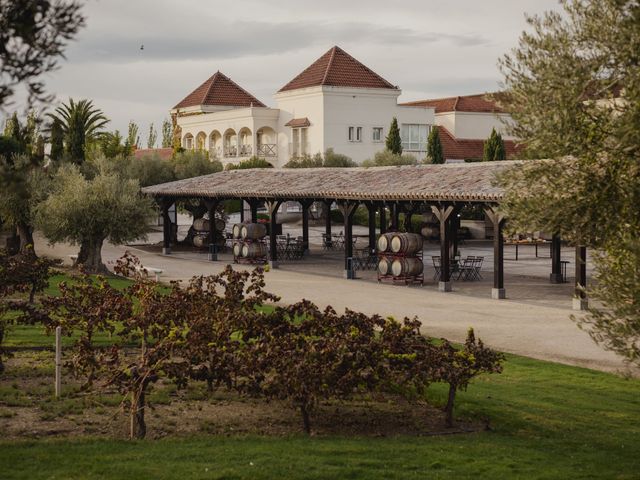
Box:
left=33, top=0, right=561, bottom=143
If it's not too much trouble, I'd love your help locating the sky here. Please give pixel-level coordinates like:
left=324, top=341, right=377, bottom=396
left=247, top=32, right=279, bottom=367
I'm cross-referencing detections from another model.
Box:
left=16, top=0, right=562, bottom=144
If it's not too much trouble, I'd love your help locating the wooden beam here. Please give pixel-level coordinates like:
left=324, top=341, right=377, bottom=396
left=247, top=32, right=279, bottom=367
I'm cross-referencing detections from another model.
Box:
left=266, top=200, right=282, bottom=268
left=485, top=207, right=506, bottom=299
left=366, top=202, right=377, bottom=254
left=324, top=200, right=332, bottom=238
left=204, top=199, right=220, bottom=261
left=338, top=201, right=358, bottom=277
left=379, top=203, right=387, bottom=234
left=431, top=204, right=454, bottom=291
left=300, top=199, right=313, bottom=254
left=160, top=198, right=175, bottom=255
left=573, top=245, right=588, bottom=310
left=550, top=234, right=563, bottom=283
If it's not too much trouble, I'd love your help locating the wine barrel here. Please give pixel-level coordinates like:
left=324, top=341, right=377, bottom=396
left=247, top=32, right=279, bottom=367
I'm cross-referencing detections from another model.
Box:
left=193, top=218, right=209, bottom=232
left=377, top=256, right=393, bottom=276
left=193, top=234, right=209, bottom=248
left=241, top=242, right=267, bottom=258
left=232, top=242, right=242, bottom=257
left=391, top=257, right=424, bottom=277
left=232, top=224, right=242, bottom=239
left=390, top=233, right=423, bottom=255
left=241, top=223, right=267, bottom=240
left=421, top=225, right=439, bottom=239
left=193, top=218, right=225, bottom=232
left=376, top=233, right=395, bottom=253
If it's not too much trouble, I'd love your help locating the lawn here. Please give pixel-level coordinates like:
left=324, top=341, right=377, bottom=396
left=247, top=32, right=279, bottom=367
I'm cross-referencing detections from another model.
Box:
left=0, top=353, right=638, bottom=479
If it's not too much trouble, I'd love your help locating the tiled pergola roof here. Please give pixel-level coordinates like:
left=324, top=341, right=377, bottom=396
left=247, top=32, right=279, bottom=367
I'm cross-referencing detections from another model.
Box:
left=142, top=161, right=522, bottom=204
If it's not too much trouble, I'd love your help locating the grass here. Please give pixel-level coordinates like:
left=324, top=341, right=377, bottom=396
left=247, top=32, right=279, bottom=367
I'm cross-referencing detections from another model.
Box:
left=0, top=354, right=638, bottom=479
left=3, top=273, right=133, bottom=348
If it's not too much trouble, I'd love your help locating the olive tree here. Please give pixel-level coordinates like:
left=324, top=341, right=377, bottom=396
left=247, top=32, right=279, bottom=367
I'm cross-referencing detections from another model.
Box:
left=35, top=164, right=155, bottom=273
left=498, top=0, right=640, bottom=366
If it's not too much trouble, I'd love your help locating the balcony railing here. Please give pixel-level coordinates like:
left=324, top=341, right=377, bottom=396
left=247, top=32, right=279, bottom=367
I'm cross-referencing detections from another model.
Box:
left=257, top=143, right=277, bottom=157
left=239, top=144, right=252, bottom=157
left=223, top=145, right=237, bottom=157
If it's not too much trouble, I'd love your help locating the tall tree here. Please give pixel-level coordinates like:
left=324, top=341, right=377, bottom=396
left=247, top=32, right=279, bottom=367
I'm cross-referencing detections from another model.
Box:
left=498, top=0, right=640, bottom=367
left=426, top=127, right=444, bottom=164
left=385, top=117, right=402, bottom=155
left=49, top=119, right=64, bottom=161
left=483, top=128, right=506, bottom=161
left=0, top=0, right=85, bottom=108
left=47, top=98, right=109, bottom=163
left=146, top=123, right=157, bottom=149
left=161, top=119, right=172, bottom=148
left=124, top=120, right=140, bottom=154
left=36, top=164, right=155, bottom=273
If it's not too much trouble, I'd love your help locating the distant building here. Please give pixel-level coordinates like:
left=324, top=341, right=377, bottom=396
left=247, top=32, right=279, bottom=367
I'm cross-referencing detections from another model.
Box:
left=400, top=94, right=520, bottom=161
left=171, top=46, right=517, bottom=167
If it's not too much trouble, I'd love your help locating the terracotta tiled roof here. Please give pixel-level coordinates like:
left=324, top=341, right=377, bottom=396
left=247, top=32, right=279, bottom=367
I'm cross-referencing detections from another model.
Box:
left=401, top=94, right=505, bottom=113
left=133, top=147, right=173, bottom=160
left=279, top=46, right=398, bottom=93
left=284, top=117, right=311, bottom=127
left=437, top=126, right=521, bottom=161
left=141, top=161, right=527, bottom=203
left=173, top=71, right=266, bottom=109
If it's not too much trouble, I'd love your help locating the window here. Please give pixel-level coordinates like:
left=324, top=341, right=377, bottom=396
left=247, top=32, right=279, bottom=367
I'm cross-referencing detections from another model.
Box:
left=372, top=127, right=383, bottom=142
left=348, top=126, right=363, bottom=142
left=401, top=124, right=429, bottom=152
left=291, top=127, right=308, bottom=156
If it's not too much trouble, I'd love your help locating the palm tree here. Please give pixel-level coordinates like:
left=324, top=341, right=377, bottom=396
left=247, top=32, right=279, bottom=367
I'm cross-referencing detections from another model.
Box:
left=48, top=98, right=109, bottom=163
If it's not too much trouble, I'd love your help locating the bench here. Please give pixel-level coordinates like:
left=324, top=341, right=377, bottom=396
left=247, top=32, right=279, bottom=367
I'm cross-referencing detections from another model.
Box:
left=136, top=266, right=163, bottom=282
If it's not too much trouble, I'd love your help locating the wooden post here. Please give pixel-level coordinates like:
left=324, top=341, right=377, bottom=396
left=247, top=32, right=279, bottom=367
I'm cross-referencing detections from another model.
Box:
left=55, top=326, right=62, bottom=398
left=239, top=200, right=245, bottom=223
left=250, top=201, right=258, bottom=223
left=485, top=207, right=506, bottom=299
left=573, top=245, right=588, bottom=310
left=300, top=200, right=312, bottom=254
left=366, top=202, right=376, bottom=254
left=379, top=204, right=387, bottom=234
left=451, top=212, right=460, bottom=258
left=266, top=200, right=282, bottom=268
left=390, top=203, right=399, bottom=230
left=432, top=205, right=454, bottom=292
left=550, top=234, right=563, bottom=283
left=160, top=198, right=173, bottom=255
left=338, top=202, right=357, bottom=278
left=324, top=200, right=332, bottom=238
left=204, top=199, right=219, bottom=261
left=402, top=204, right=415, bottom=233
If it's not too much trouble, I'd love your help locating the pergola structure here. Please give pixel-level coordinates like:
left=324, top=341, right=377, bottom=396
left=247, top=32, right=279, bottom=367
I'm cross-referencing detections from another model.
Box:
left=141, top=161, right=588, bottom=307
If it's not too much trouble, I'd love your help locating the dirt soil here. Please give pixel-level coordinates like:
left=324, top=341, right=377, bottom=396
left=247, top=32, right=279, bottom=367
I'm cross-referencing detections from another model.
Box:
left=0, top=351, right=481, bottom=440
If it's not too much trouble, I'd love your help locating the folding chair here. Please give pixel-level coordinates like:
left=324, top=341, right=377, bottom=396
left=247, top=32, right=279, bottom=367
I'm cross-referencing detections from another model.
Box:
left=432, top=256, right=441, bottom=280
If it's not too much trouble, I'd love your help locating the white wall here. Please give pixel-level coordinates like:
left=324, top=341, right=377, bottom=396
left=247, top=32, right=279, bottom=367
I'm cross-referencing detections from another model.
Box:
left=435, top=112, right=515, bottom=140
left=274, top=87, right=325, bottom=167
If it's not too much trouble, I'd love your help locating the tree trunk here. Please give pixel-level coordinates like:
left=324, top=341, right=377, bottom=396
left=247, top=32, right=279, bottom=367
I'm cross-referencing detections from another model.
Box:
left=76, top=237, right=108, bottom=274
left=300, top=403, right=311, bottom=435
left=444, top=383, right=457, bottom=428
left=130, top=386, right=147, bottom=439
left=16, top=222, right=35, bottom=256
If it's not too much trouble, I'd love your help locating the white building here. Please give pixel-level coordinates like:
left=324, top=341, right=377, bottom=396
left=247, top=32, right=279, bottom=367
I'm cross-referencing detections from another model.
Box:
left=172, top=46, right=517, bottom=167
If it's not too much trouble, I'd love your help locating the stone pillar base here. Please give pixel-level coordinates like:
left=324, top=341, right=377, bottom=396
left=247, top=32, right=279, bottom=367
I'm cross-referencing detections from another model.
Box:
left=438, top=281, right=452, bottom=292
left=344, top=269, right=356, bottom=279
left=268, top=260, right=279, bottom=269
left=492, top=288, right=506, bottom=299
left=304, top=249, right=310, bottom=256
left=550, top=273, right=563, bottom=284
left=573, top=297, right=589, bottom=311
left=162, top=247, right=171, bottom=255
left=208, top=253, right=218, bottom=261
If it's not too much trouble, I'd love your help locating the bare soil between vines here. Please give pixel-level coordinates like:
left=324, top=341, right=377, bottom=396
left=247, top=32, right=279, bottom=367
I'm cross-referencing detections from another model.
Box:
left=0, top=351, right=482, bottom=440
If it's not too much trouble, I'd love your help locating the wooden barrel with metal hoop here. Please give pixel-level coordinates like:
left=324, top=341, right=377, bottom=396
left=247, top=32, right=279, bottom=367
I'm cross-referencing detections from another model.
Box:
left=241, top=242, right=267, bottom=258
left=390, top=233, right=423, bottom=255
left=232, top=224, right=243, bottom=239
left=192, top=234, right=209, bottom=248
left=194, top=218, right=225, bottom=232
left=391, top=257, right=424, bottom=277
left=241, top=223, right=267, bottom=240
left=232, top=242, right=242, bottom=257
left=377, top=256, right=394, bottom=276
left=376, top=233, right=395, bottom=253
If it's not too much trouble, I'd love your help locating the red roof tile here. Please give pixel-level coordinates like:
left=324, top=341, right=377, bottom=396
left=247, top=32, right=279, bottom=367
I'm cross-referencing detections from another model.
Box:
left=284, top=117, right=311, bottom=127
left=401, top=94, right=505, bottom=113
left=133, top=147, right=173, bottom=161
left=173, top=71, right=266, bottom=109
left=437, top=126, right=521, bottom=160
left=279, top=46, right=397, bottom=93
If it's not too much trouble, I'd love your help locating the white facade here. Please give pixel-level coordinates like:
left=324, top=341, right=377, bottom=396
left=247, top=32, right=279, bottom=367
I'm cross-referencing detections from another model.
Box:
left=174, top=87, right=435, bottom=167
left=434, top=111, right=516, bottom=141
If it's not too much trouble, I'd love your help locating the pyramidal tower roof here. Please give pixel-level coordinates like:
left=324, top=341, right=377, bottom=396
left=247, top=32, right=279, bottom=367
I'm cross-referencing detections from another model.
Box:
left=173, top=71, right=266, bottom=109
left=278, top=46, right=398, bottom=93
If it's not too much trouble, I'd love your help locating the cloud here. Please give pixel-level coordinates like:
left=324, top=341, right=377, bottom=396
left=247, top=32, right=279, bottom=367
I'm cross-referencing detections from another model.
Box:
left=63, top=19, right=490, bottom=64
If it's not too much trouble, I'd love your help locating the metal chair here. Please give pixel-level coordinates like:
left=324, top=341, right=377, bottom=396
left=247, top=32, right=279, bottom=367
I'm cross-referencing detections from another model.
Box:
left=432, top=256, right=441, bottom=280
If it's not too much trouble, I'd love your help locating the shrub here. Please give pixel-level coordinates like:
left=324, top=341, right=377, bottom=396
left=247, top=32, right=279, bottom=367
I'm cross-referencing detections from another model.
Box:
left=226, top=156, right=274, bottom=170
left=362, top=150, right=417, bottom=167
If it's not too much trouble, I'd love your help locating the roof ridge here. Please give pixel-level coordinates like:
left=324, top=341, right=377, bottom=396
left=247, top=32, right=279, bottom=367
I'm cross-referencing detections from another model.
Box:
left=330, top=46, right=396, bottom=89
left=202, top=71, right=221, bottom=104
left=453, top=96, right=461, bottom=110
left=220, top=72, right=266, bottom=107
left=321, top=46, right=338, bottom=85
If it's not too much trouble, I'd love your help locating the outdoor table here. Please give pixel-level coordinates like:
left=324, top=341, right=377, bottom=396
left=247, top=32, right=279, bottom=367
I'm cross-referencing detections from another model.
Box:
left=504, top=240, right=551, bottom=261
